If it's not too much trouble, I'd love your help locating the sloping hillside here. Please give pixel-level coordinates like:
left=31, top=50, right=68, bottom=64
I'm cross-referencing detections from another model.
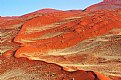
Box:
left=1, top=1, right=121, bottom=80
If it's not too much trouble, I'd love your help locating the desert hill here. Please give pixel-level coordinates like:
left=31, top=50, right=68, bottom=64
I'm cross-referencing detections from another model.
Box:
left=86, top=0, right=121, bottom=11
left=1, top=0, right=121, bottom=80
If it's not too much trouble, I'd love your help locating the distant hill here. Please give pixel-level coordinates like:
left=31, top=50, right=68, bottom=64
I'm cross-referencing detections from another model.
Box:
left=86, top=0, right=121, bottom=11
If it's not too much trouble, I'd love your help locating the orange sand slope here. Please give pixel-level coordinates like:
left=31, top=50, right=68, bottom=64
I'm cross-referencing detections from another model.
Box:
left=1, top=0, right=121, bottom=80
left=14, top=9, right=121, bottom=80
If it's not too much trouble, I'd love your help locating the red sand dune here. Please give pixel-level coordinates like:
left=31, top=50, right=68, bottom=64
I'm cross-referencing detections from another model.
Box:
left=14, top=10, right=121, bottom=56
left=13, top=9, right=121, bottom=80
left=1, top=2, right=121, bottom=80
